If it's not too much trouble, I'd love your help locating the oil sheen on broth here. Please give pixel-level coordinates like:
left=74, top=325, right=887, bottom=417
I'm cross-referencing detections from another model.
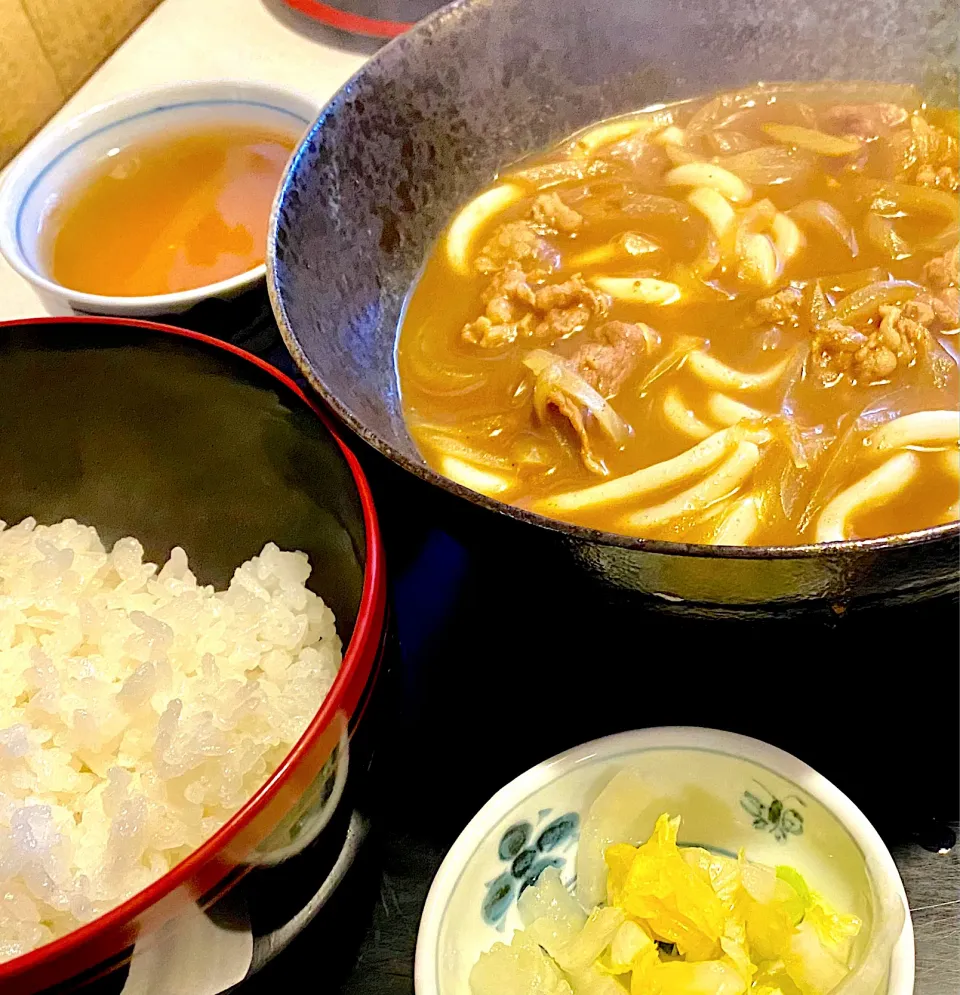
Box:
left=45, top=125, right=297, bottom=296
left=398, top=83, right=960, bottom=546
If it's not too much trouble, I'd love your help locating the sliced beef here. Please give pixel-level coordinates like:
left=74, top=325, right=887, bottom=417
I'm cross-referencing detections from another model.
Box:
left=923, top=245, right=959, bottom=291
left=605, top=134, right=672, bottom=185
left=526, top=321, right=657, bottom=475
left=544, top=388, right=605, bottom=475
left=755, top=287, right=804, bottom=325
left=570, top=320, right=659, bottom=396
left=917, top=164, right=959, bottom=192
left=810, top=244, right=957, bottom=382
left=530, top=192, right=584, bottom=233
left=821, top=103, right=909, bottom=139
left=921, top=246, right=960, bottom=327
left=531, top=275, right=607, bottom=339
left=811, top=305, right=931, bottom=383
left=474, top=221, right=555, bottom=276
left=462, top=263, right=536, bottom=347
left=462, top=271, right=608, bottom=348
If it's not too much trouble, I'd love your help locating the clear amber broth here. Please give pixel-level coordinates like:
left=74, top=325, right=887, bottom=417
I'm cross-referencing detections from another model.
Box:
left=44, top=124, right=297, bottom=297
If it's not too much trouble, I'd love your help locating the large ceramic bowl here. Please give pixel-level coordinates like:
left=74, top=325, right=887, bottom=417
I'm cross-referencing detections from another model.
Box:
left=268, top=0, right=959, bottom=615
left=415, top=728, right=914, bottom=995
left=0, top=81, right=316, bottom=317
left=0, top=318, right=387, bottom=994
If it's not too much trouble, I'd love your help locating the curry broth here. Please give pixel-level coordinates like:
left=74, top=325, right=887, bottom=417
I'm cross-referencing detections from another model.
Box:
left=45, top=125, right=297, bottom=297
left=398, top=84, right=959, bottom=545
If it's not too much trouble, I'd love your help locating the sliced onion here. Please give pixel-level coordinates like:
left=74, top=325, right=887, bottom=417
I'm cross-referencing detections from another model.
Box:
left=855, top=178, right=959, bottom=221
left=825, top=280, right=919, bottom=325
left=923, top=222, right=960, bottom=255
left=523, top=350, right=631, bottom=445
left=684, top=85, right=798, bottom=134
left=821, top=267, right=890, bottom=296
left=864, top=212, right=912, bottom=260
left=787, top=200, right=859, bottom=257
left=690, top=226, right=722, bottom=279
left=405, top=327, right=488, bottom=396
left=763, top=123, right=861, bottom=156
left=636, top=334, right=707, bottom=395
left=707, top=130, right=759, bottom=155
left=622, top=193, right=694, bottom=225
left=721, top=145, right=813, bottom=187
left=508, top=160, right=587, bottom=188
left=687, top=82, right=920, bottom=135
left=710, top=494, right=761, bottom=545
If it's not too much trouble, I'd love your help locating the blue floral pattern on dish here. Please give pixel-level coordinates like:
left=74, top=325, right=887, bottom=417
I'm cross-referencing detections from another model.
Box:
left=481, top=810, right=580, bottom=928
left=741, top=780, right=806, bottom=842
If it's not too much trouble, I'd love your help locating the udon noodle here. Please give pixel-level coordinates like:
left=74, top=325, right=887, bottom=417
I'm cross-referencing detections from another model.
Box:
left=398, top=82, right=959, bottom=545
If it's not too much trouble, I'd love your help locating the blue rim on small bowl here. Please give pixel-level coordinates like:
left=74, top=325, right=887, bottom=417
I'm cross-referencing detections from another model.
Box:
left=0, top=81, right=318, bottom=317
left=415, top=727, right=914, bottom=995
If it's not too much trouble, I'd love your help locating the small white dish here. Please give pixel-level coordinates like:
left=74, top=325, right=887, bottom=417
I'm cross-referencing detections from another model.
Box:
left=0, top=81, right=316, bottom=317
left=415, top=727, right=914, bottom=995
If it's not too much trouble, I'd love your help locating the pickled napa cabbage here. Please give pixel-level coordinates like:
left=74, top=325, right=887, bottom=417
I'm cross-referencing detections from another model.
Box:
left=469, top=805, right=863, bottom=995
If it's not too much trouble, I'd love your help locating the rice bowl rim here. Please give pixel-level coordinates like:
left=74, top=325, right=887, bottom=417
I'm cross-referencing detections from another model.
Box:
left=0, top=315, right=387, bottom=983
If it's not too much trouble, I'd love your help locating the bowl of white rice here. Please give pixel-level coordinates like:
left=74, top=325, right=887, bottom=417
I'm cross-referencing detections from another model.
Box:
left=0, top=317, right=387, bottom=993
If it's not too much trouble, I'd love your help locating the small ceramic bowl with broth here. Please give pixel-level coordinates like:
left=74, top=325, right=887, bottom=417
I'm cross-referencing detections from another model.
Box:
left=415, top=728, right=914, bottom=995
left=0, top=81, right=316, bottom=317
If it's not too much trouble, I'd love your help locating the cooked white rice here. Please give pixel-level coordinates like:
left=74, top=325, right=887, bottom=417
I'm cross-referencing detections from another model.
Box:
left=0, top=518, right=341, bottom=962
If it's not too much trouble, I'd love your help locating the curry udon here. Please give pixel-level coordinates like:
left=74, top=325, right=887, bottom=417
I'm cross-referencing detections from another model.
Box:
left=398, top=83, right=959, bottom=545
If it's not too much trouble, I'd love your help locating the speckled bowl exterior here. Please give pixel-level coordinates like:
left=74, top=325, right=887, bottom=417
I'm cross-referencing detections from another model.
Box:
left=269, top=0, right=960, bottom=614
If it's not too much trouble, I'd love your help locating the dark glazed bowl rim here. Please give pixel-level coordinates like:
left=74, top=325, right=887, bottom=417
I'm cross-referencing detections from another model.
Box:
left=267, top=0, right=960, bottom=563
left=0, top=315, right=387, bottom=987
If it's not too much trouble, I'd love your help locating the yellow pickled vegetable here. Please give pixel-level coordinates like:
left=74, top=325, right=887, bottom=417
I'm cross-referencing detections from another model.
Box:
left=469, top=802, right=863, bottom=995
left=606, top=814, right=725, bottom=960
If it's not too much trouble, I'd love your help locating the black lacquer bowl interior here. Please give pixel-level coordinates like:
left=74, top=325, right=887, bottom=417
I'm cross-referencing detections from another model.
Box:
left=0, top=321, right=370, bottom=630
